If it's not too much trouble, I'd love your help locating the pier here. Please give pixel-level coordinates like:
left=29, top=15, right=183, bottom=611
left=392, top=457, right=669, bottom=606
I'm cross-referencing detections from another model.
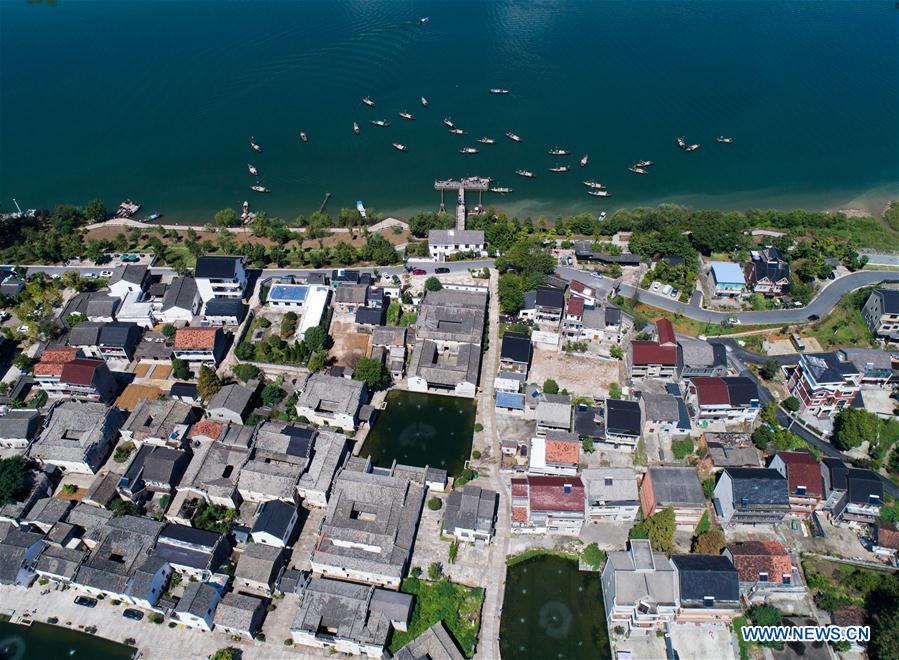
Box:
left=434, top=177, right=490, bottom=230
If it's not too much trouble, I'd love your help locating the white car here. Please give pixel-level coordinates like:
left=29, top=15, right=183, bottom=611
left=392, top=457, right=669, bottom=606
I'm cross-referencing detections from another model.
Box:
left=17, top=325, right=29, bottom=333
left=651, top=282, right=661, bottom=292
left=100, top=270, right=114, bottom=277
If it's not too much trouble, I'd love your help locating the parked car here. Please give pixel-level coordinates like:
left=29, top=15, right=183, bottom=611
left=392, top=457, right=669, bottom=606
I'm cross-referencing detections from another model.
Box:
left=566, top=256, right=573, bottom=265
left=434, top=267, right=450, bottom=274
left=100, top=270, right=114, bottom=277
left=651, top=282, right=661, bottom=292
left=74, top=596, right=97, bottom=608
left=411, top=268, right=427, bottom=276
left=808, top=314, right=820, bottom=321
left=123, top=608, right=144, bottom=621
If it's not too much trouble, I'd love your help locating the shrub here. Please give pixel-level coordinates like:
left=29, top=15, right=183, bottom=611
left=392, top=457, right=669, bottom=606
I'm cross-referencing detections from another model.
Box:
left=783, top=396, right=800, bottom=412
left=471, top=450, right=481, bottom=459
left=448, top=540, right=459, bottom=564
left=582, top=543, right=606, bottom=569
left=283, top=639, right=294, bottom=646
left=62, top=484, right=78, bottom=495
left=427, top=497, right=442, bottom=511
left=542, top=378, right=559, bottom=395
left=410, top=566, right=422, bottom=578
left=692, top=529, right=726, bottom=554
left=149, top=613, right=164, bottom=624
left=427, top=562, right=443, bottom=581
left=474, top=422, right=484, bottom=433
left=232, top=363, right=260, bottom=382
left=671, top=438, right=694, bottom=460
left=112, top=442, right=135, bottom=464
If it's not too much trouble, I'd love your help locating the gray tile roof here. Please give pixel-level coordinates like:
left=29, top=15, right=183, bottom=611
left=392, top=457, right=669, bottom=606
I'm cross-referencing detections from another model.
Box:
left=251, top=500, right=297, bottom=538
left=24, top=497, right=72, bottom=528
left=123, top=399, right=194, bottom=442
left=443, top=485, right=498, bottom=537
left=605, top=540, right=677, bottom=607
left=582, top=468, right=639, bottom=506
left=334, top=284, right=368, bottom=305
left=725, top=468, right=790, bottom=506
left=30, top=402, right=125, bottom=468
left=296, top=374, right=366, bottom=417
left=427, top=229, right=484, bottom=246
left=176, top=581, right=220, bottom=618
left=75, top=515, right=163, bottom=594
left=236, top=543, right=284, bottom=586
left=646, top=466, right=705, bottom=506
left=214, top=592, right=265, bottom=632
left=296, top=428, right=348, bottom=502
left=207, top=383, right=256, bottom=419
left=0, top=409, right=40, bottom=441
left=0, top=530, right=44, bottom=583
left=392, top=621, right=464, bottom=660
left=415, top=289, right=487, bottom=345
left=409, top=340, right=481, bottom=388
left=640, top=393, right=681, bottom=423
left=110, top=265, right=149, bottom=286
left=162, top=276, right=199, bottom=312
left=35, top=544, right=86, bottom=580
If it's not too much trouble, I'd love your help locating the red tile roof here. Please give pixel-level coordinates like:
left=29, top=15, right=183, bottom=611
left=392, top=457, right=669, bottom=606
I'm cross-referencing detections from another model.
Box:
left=527, top=475, right=585, bottom=512
left=511, top=507, right=528, bottom=523
left=511, top=478, right=528, bottom=497
left=34, top=362, right=65, bottom=377
left=727, top=540, right=792, bottom=583
left=692, top=377, right=730, bottom=406
left=876, top=522, right=899, bottom=550
left=189, top=420, right=224, bottom=440
left=777, top=451, right=823, bottom=498
left=566, top=296, right=584, bottom=317
left=60, top=358, right=104, bottom=386
left=175, top=327, right=219, bottom=350
left=569, top=280, right=594, bottom=296
left=40, top=347, right=81, bottom=364
left=545, top=438, right=579, bottom=465
left=631, top=341, right=677, bottom=366
left=656, top=318, right=676, bottom=345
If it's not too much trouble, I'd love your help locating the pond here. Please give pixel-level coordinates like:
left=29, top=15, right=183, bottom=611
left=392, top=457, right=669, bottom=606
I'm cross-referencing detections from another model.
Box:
left=361, top=390, right=476, bottom=477
left=500, top=554, right=611, bottom=660
left=0, top=622, right=137, bottom=660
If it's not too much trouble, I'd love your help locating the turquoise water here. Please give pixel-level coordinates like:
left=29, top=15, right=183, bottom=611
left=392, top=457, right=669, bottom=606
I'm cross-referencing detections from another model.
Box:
left=1, top=1, right=897, bottom=221
left=0, top=621, right=136, bottom=660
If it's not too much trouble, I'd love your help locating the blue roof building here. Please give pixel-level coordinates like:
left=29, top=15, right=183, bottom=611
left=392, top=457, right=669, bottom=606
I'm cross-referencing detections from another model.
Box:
left=268, top=284, right=310, bottom=309
left=496, top=391, right=525, bottom=410
left=709, top=262, right=746, bottom=297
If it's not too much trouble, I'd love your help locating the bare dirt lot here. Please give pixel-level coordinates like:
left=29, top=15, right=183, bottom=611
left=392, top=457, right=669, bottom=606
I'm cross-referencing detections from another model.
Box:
left=528, top=348, right=621, bottom=397
left=329, top=310, right=371, bottom=366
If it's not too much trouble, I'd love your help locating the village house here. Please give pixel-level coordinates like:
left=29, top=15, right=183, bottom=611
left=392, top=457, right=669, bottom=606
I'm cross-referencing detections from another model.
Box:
left=768, top=451, right=824, bottom=515
left=534, top=394, right=573, bottom=436
left=604, top=399, right=642, bottom=449
left=178, top=421, right=254, bottom=509
left=628, top=319, right=678, bottom=379
left=820, top=458, right=883, bottom=524
left=713, top=467, right=790, bottom=526
left=157, top=275, right=201, bottom=325
left=686, top=376, right=760, bottom=425
left=154, top=522, right=231, bottom=579
left=639, top=466, right=706, bottom=528
left=310, top=465, right=425, bottom=589
left=295, top=373, right=367, bottom=432
left=29, top=401, right=126, bottom=474
left=700, top=432, right=760, bottom=470
left=237, top=421, right=312, bottom=503
left=202, top=298, right=247, bottom=326
left=0, top=529, right=45, bottom=586
left=427, top=228, right=486, bottom=260
left=68, top=322, right=142, bottom=362
left=107, top=265, right=150, bottom=300
left=787, top=352, right=861, bottom=419
left=511, top=475, right=585, bottom=535
left=639, top=388, right=692, bottom=440
left=499, top=332, right=532, bottom=376
left=291, top=575, right=413, bottom=657
left=862, top=288, right=899, bottom=341
left=582, top=468, right=640, bottom=522
left=173, top=581, right=221, bottom=631
left=568, top=279, right=598, bottom=307
left=528, top=431, right=580, bottom=476
left=393, top=622, right=464, bottom=660
left=442, top=485, right=498, bottom=544
left=872, top=522, right=899, bottom=558
left=121, top=398, right=196, bottom=448
left=0, top=409, right=41, bottom=451
left=250, top=499, right=299, bottom=547
left=744, top=247, right=790, bottom=296
left=235, top=542, right=286, bottom=595
left=672, top=555, right=741, bottom=623
left=173, top=327, right=227, bottom=367
left=534, top=286, right=565, bottom=325
left=724, top=540, right=802, bottom=595
left=213, top=592, right=267, bottom=639
left=601, top=540, right=678, bottom=633
left=117, top=444, right=191, bottom=502
left=194, top=255, right=247, bottom=302
left=708, top=261, right=746, bottom=298
left=677, top=338, right=729, bottom=378
left=206, top=382, right=257, bottom=425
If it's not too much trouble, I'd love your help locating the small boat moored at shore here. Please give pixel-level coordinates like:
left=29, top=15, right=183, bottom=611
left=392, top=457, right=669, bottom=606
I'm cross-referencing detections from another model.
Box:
left=300, top=132, right=308, bottom=142
left=716, top=136, right=734, bottom=143
left=580, top=154, right=589, bottom=167
left=421, top=96, right=429, bottom=107
left=249, top=137, right=261, bottom=152
left=116, top=199, right=141, bottom=217
left=353, top=122, right=360, bottom=134
left=629, top=166, right=649, bottom=175
left=506, top=132, right=522, bottom=142
left=362, top=96, right=375, bottom=107
left=515, top=169, right=534, bottom=178
left=147, top=212, right=161, bottom=221
left=251, top=184, right=270, bottom=193
left=393, top=143, right=408, bottom=152
left=370, top=119, right=390, bottom=127
left=490, top=186, right=512, bottom=194
left=489, top=88, right=510, bottom=95
left=477, top=137, right=496, bottom=144
left=588, top=190, right=611, bottom=197
left=548, top=147, right=570, bottom=156
left=399, top=111, right=415, bottom=120
left=460, top=147, right=479, bottom=154
left=356, top=200, right=367, bottom=218
left=549, top=165, right=570, bottom=173
left=583, top=180, right=605, bottom=189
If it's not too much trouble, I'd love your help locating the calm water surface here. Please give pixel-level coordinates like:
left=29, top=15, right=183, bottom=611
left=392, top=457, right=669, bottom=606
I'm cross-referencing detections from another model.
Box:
left=1, top=1, right=897, bottom=220
left=0, top=622, right=136, bottom=660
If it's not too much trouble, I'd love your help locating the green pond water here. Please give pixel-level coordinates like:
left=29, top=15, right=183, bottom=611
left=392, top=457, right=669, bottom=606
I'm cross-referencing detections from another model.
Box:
left=0, top=622, right=136, bottom=660
left=500, top=555, right=611, bottom=660
left=361, top=390, right=476, bottom=477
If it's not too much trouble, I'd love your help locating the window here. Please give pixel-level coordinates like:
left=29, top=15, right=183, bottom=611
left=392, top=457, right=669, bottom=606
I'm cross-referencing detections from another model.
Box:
left=703, top=596, right=715, bottom=608
left=741, top=497, right=749, bottom=507
left=796, top=485, right=806, bottom=496
left=869, top=494, right=881, bottom=505
left=782, top=573, right=791, bottom=585
left=604, top=477, right=613, bottom=487
left=758, top=572, right=768, bottom=582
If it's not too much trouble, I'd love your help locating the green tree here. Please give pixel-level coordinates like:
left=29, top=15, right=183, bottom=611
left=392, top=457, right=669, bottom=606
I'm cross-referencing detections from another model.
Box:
left=424, top=276, right=443, bottom=292
left=692, top=529, right=726, bottom=554
left=303, top=325, right=327, bottom=352
left=211, top=648, right=238, bottom=660
left=609, top=345, right=624, bottom=360
left=582, top=543, right=606, bottom=569
left=747, top=605, right=784, bottom=648
left=161, top=324, right=177, bottom=338
left=109, top=497, right=140, bottom=517
left=870, top=605, right=899, bottom=660
left=644, top=507, right=676, bottom=553
left=543, top=378, right=559, bottom=395
left=386, top=301, right=403, bottom=325
left=354, top=357, right=390, bottom=390
left=260, top=383, right=285, bottom=406
left=783, top=396, right=800, bottom=412
left=232, top=363, right=260, bottom=382
left=760, top=359, right=780, bottom=381
left=171, top=358, right=191, bottom=381
left=497, top=273, right=525, bottom=314
left=427, top=562, right=443, bottom=581
left=833, top=408, right=881, bottom=451
left=214, top=208, right=238, bottom=228
left=428, top=497, right=442, bottom=511
left=197, top=365, right=222, bottom=400
left=608, top=382, right=622, bottom=400
left=84, top=198, right=107, bottom=223
left=0, top=456, right=28, bottom=506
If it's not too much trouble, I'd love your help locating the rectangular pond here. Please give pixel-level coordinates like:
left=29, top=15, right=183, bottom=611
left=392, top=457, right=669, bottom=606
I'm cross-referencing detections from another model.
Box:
left=361, top=390, right=476, bottom=477
left=500, top=554, right=611, bottom=660
left=0, top=621, right=137, bottom=660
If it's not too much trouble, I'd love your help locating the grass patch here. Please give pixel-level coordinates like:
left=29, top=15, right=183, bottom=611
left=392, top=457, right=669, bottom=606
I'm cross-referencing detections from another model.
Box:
left=506, top=548, right=580, bottom=567
left=805, top=287, right=875, bottom=349
left=671, top=438, right=694, bottom=460
left=733, top=616, right=751, bottom=660
left=389, top=577, right=484, bottom=658
left=628, top=302, right=779, bottom=337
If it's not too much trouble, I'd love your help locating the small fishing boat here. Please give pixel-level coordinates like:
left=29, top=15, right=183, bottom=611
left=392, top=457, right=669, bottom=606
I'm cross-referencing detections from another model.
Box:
left=549, top=165, right=570, bottom=173
left=370, top=119, right=390, bottom=127
left=419, top=17, right=429, bottom=24
left=421, top=96, right=429, bottom=107
left=490, top=186, right=512, bottom=194
left=448, top=128, right=465, bottom=135
left=443, top=117, right=455, bottom=128
left=629, top=166, right=649, bottom=175
left=356, top=200, right=367, bottom=218
left=393, top=143, right=408, bottom=152
left=685, top=143, right=700, bottom=152
left=716, top=136, right=733, bottom=144
left=251, top=184, right=269, bottom=193
left=588, top=190, right=611, bottom=197
left=506, top=132, right=522, bottom=142
left=597, top=211, right=607, bottom=221
left=515, top=169, right=535, bottom=178
left=676, top=136, right=687, bottom=149
left=362, top=96, right=375, bottom=107
left=476, top=137, right=496, bottom=144
left=148, top=212, right=161, bottom=221
left=353, top=122, right=360, bottom=134
left=635, top=160, right=654, bottom=168
left=548, top=148, right=570, bottom=156
left=247, top=164, right=258, bottom=176
left=299, top=132, right=308, bottom=142
left=399, top=111, right=415, bottom=120
left=460, top=147, right=479, bottom=154
left=583, top=180, right=605, bottom=189
left=489, top=88, right=510, bottom=95
left=580, top=154, right=589, bottom=167
left=250, top=137, right=261, bottom=152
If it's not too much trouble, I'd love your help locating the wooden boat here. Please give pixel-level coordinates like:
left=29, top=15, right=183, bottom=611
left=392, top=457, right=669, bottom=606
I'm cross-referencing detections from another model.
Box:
left=362, top=96, right=375, bottom=107
left=506, top=132, right=522, bottom=142
left=251, top=184, right=269, bottom=193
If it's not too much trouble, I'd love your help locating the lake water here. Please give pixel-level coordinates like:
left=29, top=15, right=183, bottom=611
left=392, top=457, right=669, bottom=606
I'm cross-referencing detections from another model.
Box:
left=1, top=1, right=897, bottom=221
left=361, top=390, right=476, bottom=476
left=500, top=555, right=611, bottom=660
left=0, top=621, right=136, bottom=660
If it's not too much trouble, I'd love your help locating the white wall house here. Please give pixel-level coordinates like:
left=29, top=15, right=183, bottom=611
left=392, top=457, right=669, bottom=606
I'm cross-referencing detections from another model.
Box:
left=194, top=256, right=247, bottom=303
left=427, top=229, right=486, bottom=260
